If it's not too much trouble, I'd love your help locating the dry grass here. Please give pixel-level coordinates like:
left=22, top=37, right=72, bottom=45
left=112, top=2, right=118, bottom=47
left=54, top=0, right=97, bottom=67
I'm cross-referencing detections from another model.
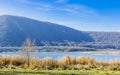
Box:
left=43, top=57, right=56, bottom=69
left=76, top=56, right=96, bottom=65
left=0, top=56, right=120, bottom=70
left=10, top=56, right=26, bottom=66
left=30, top=58, right=43, bottom=69
left=0, top=57, right=10, bottom=66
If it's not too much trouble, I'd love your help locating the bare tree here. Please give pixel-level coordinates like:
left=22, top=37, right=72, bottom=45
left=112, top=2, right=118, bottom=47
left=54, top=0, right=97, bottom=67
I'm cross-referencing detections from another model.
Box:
left=21, top=38, right=37, bottom=67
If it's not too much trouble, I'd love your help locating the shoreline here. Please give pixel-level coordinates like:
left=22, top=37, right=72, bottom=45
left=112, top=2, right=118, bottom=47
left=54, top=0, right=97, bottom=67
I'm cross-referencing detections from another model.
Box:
left=1, top=50, right=120, bottom=55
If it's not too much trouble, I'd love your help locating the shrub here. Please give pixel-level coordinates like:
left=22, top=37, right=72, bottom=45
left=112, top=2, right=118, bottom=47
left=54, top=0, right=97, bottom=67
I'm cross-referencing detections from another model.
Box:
left=0, top=57, right=10, bottom=66
left=43, top=57, right=56, bottom=69
left=0, top=56, right=120, bottom=71
left=10, top=56, right=26, bottom=66
left=76, top=56, right=96, bottom=65
left=30, top=58, right=43, bottom=69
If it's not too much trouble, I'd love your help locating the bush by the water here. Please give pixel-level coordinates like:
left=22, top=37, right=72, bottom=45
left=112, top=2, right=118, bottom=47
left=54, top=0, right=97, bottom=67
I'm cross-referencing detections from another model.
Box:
left=0, top=56, right=120, bottom=70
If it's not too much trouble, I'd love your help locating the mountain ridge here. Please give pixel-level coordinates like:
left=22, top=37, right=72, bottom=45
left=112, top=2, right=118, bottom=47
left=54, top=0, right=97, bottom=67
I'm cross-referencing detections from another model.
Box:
left=0, top=15, right=120, bottom=49
left=0, top=15, right=94, bottom=46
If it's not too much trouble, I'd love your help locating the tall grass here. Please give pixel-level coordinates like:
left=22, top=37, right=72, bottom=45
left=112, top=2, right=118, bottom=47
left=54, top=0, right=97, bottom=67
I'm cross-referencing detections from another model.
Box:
left=43, top=57, right=56, bottom=69
left=10, top=56, right=26, bottom=66
left=30, top=58, right=43, bottom=69
left=0, top=56, right=120, bottom=70
left=0, top=57, right=10, bottom=66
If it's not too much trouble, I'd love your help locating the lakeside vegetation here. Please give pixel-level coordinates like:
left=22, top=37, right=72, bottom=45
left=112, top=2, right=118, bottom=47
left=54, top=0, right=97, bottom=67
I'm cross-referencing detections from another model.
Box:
left=0, top=39, right=120, bottom=75
left=0, top=56, right=120, bottom=75
left=1, top=69, right=120, bottom=75
left=0, top=56, right=120, bottom=71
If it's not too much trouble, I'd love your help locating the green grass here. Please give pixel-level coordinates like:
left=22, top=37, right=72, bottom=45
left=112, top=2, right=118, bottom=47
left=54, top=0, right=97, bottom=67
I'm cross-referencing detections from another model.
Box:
left=0, top=68, right=120, bottom=75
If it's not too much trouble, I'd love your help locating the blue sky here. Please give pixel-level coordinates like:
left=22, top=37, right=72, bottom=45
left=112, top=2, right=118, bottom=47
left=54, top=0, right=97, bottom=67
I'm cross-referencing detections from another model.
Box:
left=0, top=0, right=120, bottom=32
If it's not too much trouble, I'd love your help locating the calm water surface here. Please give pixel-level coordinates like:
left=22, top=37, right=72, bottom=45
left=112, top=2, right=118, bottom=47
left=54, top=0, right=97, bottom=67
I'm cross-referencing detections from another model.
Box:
left=0, top=52, right=120, bottom=61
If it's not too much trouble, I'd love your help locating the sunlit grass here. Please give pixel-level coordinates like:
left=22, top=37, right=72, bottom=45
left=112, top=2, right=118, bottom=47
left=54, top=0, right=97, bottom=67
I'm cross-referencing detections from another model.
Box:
left=0, top=56, right=120, bottom=71
left=0, top=69, right=120, bottom=75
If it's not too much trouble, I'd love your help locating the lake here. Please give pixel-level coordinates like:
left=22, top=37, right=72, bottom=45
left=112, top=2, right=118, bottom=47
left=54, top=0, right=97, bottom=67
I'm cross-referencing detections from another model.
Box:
left=0, top=52, right=120, bottom=61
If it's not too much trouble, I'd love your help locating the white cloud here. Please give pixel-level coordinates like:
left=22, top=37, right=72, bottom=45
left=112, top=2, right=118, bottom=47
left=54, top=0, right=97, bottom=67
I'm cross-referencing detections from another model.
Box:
left=17, top=0, right=98, bottom=17
left=18, top=0, right=53, bottom=11
left=66, top=4, right=97, bottom=14
left=36, top=4, right=53, bottom=11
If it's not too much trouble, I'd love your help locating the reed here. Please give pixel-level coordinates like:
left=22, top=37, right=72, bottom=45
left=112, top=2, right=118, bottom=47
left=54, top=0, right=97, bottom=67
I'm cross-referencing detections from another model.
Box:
left=76, top=56, right=96, bottom=65
left=30, top=58, right=43, bottom=69
left=10, top=56, right=26, bottom=66
left=0, top=56, right=120, bottom=70
left=0, top=57, right=10, bottom=66
left=43, top=57, right=56, bottom=69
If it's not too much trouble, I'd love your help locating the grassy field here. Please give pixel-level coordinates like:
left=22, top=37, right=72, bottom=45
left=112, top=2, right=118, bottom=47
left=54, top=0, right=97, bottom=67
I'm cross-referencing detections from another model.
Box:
left=0, top=69, right=120, bottom=75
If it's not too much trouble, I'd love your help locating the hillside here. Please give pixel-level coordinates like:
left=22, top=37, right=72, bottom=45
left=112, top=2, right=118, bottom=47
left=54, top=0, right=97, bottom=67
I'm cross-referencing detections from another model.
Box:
left=0, top=15, right=120, bottom=49
left=86, top=32, right=120, bottom=49
left=0, top=15, right=93, bottom=46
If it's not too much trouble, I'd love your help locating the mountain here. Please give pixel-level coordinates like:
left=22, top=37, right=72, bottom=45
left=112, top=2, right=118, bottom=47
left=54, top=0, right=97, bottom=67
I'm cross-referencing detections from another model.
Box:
left=0, top=15, right=94, bottom=46
left=1, top=15, right=120, bottom=49
left=86, top=32, right=120, bottom=49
